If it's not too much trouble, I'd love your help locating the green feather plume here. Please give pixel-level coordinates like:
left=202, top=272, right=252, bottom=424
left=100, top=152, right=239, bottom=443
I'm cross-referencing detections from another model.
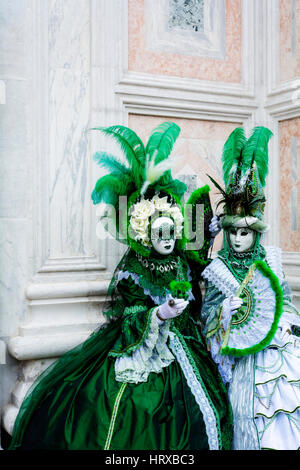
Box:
left=93, top=152, right=131, bottom=177
left=222, top=127, right=246, bottom=187
left=141, top=122, right=181, bottom=194
left=91, top=121, right=189, bottom=252
left=91, top=173, right=134, bottom=206
left=242, top=126, right=273, bottom=187
left=154, top=178, right=187, bottom=200
left=91, top=121, right=187, bottom=203
left=145, top=121, right=180, bottom=165
left=92, top=125, right=146, bottom=188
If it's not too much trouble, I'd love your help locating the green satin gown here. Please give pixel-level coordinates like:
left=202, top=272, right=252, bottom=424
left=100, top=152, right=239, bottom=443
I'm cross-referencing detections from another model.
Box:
left=9, top=250, right=233, bottom=450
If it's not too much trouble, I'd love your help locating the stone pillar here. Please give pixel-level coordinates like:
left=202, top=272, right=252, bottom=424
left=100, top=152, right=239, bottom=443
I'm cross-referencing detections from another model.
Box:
left=1, top=0, right=127, bottom=437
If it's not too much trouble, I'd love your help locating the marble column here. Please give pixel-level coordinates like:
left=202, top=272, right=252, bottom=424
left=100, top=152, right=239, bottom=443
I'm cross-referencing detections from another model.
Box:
left=1, top=0, right=127, bottom=436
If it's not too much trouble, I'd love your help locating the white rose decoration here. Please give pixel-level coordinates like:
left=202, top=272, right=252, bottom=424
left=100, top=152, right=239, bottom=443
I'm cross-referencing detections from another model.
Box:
left=129, top=195, right=184, bottom=247
left=152, top=195, right=171, bottom=212
left=130, top=216, right=148, bottom=234
left=130, top=199, right=155, bottom=219
left=168, top=206, right=184, bottom=223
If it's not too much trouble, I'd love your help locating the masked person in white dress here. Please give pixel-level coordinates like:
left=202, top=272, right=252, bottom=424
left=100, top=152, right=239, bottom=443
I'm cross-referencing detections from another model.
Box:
left=201, top=127, right=300, bottom=450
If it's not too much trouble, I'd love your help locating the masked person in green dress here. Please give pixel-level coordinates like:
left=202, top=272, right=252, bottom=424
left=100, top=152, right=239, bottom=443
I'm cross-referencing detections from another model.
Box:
left=9, top=122, right=233, bottom=451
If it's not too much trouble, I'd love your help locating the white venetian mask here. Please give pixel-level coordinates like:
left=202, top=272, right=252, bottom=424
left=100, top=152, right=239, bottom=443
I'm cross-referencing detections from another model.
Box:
left=150, top=216, right=176, bottom=256
left=229, top=227, right=255, bottom=253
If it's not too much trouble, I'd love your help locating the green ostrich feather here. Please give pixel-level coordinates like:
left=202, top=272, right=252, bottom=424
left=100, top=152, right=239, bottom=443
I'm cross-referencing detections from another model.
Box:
left=152, top=178, right=187, bottom=201
left=91, top=174, right=133, bottom=206
left=92, top=125, right=146, bottom=188
left=221, top=127, right=247, bottom=188
left=242, top=126, right=273, bottom=187
left=221, top=259, right=283, bottom=357
left=145, top=121, right=180, bottom=165
left=141, top=122, right=181, bottom=195
left=93, top=152, right=131, bottom=177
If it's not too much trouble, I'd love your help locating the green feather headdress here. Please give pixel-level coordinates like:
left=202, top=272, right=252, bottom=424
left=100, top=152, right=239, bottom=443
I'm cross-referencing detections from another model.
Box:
left=208, top=126, right=273, bottom=232
left=91, top=121, right=187, bottom=254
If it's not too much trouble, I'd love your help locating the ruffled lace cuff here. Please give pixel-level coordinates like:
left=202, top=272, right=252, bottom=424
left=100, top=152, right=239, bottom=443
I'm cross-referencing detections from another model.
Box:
left=207, top=304, right=235, bottom=384
left=114, top=308, right=175, bottom=383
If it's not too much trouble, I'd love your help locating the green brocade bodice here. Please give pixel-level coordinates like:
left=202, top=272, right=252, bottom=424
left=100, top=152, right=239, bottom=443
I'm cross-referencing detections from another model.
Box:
left=104, top=249, right=205, bottom=358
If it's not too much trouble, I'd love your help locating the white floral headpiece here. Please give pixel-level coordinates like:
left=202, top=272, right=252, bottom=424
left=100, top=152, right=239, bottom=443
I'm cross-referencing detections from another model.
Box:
left=129, top=195, right=184, bottom=247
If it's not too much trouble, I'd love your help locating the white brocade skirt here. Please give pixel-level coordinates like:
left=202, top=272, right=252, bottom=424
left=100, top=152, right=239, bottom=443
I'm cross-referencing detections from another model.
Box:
left=254, top=336, right=300, bottom=450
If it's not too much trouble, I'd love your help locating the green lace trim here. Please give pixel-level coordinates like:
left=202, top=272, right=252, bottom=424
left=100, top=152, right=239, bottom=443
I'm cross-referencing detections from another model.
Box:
left=114, top=312, right=174, bottom=383
left=123, top=305, right=146, bottom=316
left=256, top=374, right=300, bottom=386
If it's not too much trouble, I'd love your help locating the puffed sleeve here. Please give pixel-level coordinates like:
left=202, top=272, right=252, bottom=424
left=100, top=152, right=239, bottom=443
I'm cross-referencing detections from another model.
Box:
left=108, top=276, right=174, bottom=383
left=201, top=280, right=235, bottom=384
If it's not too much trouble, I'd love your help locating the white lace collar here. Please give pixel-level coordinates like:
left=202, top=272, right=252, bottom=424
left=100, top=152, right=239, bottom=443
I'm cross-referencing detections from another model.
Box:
left=202, top=246, right=283, bottom=296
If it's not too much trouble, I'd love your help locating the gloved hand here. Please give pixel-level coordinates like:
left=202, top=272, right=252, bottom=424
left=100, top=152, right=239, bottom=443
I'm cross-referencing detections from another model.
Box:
left=157, top=298, right=189, bottom=321
left=222, top=296, right=243, bottom=318
left=209, top=215, right=221, bottom=238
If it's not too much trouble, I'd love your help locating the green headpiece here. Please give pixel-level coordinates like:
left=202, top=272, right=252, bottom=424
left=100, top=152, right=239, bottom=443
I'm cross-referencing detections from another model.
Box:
left=208, top=126, right=273, bottom=233
left=91, top=121, right=213, bottom=264
left=91, top=121, right=187, bottom=256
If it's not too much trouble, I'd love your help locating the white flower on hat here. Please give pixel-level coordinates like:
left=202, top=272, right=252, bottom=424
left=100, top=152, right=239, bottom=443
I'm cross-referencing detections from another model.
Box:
left=130, top=216, right=148, bottom=234
left=129, top=195, right=184, bottom=247
left=130, top=199, right=155, bottom=219
left=152, top=195, right=171, bottom=212
left=168, top=206, right=184, bottom=223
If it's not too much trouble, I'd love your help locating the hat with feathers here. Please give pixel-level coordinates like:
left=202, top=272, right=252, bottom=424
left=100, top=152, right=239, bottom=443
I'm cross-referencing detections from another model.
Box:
left=91, top=121, right=213, bottom=261
left=208, top=126, right=273, bottom=233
